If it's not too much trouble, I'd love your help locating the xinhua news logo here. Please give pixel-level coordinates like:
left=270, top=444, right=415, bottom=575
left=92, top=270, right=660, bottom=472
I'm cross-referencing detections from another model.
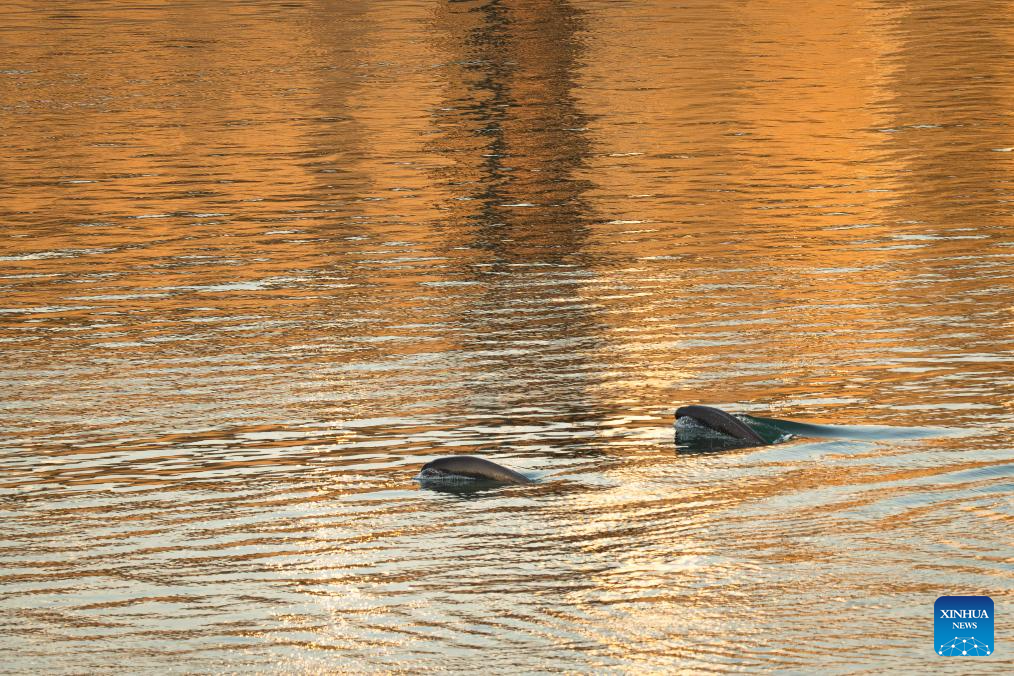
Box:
left=935, top=596, right=994, bottom=657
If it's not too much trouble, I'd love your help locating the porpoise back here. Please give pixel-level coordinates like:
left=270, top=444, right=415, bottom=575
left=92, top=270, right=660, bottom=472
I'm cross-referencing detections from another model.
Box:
left=420, top=456, right=533, bottom=484
left=675, top=405, right=766, bottom=445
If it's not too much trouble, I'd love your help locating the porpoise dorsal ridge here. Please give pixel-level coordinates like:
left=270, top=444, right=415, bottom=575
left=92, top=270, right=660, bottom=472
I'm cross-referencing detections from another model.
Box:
left=674, top=405, right=766, bottom=445
left=416, top=455, right=533, bottom=485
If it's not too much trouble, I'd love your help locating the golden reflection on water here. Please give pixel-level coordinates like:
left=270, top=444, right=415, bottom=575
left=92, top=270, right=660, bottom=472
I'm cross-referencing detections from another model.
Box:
left=2, top=0, right=1013, bottom=672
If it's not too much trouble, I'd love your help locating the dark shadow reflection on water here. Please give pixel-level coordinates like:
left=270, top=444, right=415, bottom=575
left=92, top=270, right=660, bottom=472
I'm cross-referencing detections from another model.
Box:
left=426, top=0, right=613, bottom=445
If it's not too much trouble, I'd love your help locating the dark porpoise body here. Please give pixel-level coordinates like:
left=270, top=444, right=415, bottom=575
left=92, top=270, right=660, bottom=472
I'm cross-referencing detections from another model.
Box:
left=416, top=456, right=533, bottom=485
left=676, top=404, right=943, bottom=452
left=675, top=405, right=766, bottom=445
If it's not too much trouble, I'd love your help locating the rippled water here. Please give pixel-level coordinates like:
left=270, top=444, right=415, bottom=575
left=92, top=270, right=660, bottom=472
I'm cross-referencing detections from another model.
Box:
left=2, top=0, right=1012, bottom=672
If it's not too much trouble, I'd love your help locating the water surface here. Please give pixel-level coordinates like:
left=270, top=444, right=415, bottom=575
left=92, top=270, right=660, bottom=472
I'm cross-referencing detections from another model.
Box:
left=2, top=0, right=1012, bottom=672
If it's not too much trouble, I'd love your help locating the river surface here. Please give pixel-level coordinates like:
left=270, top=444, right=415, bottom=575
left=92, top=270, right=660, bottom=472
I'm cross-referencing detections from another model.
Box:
left=2, top=0, right=1012, bottom=672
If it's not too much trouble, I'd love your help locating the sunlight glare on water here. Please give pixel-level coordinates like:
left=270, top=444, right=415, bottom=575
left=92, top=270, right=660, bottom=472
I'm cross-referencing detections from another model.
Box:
left=1, top=0, right=1012, bottom=672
